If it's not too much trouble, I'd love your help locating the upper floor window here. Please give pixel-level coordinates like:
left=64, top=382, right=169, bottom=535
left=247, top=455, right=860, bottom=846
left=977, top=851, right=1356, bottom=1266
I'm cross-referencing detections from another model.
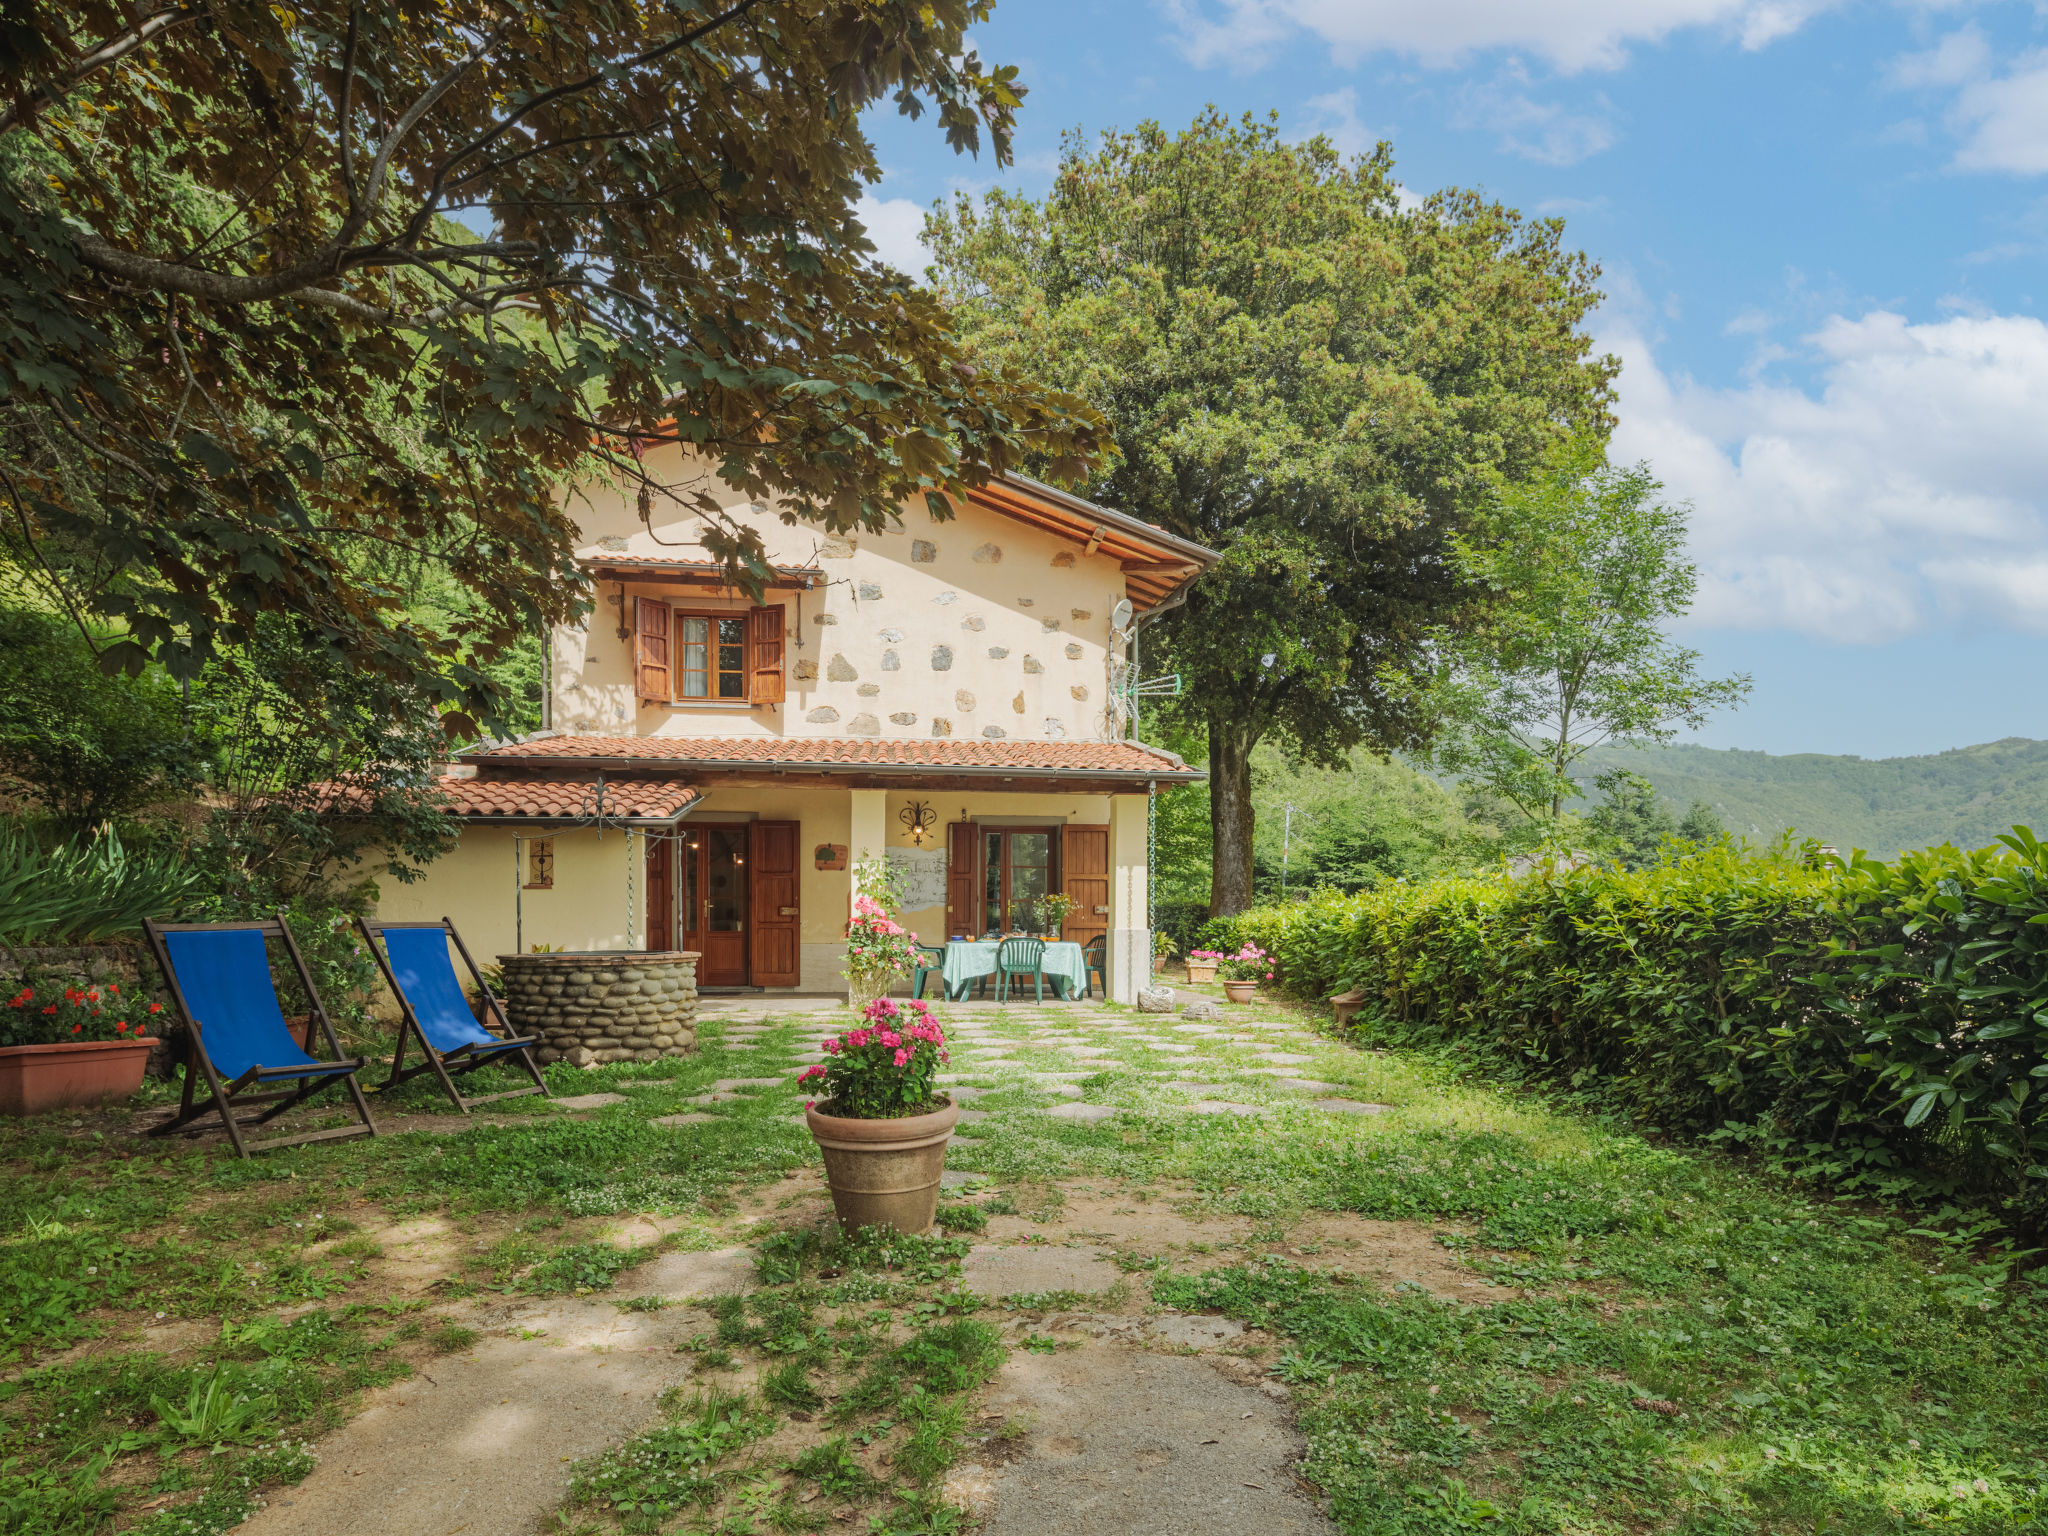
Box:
left=679, top=614, right=747, bottom=698
left=634, top=598, right=785, bottom=706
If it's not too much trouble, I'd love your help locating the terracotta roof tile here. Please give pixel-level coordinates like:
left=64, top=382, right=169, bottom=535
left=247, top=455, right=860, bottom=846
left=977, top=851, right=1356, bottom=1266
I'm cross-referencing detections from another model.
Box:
left=462, top=735, right=1199, bottom=780
left=435, top=777, right=700, bottom=821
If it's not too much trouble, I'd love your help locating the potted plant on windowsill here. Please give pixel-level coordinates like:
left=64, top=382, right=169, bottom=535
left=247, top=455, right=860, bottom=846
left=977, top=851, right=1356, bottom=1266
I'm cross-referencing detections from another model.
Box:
left=0, top=983, right=163, bottom=1116
left=800, top=998, right=957, bottom=1235
left=1216, top=943, right=1272, bottom=1005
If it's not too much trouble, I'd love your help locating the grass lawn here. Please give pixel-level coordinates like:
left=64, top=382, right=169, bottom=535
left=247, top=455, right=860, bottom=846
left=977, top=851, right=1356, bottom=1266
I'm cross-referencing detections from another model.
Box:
left=0, top=992, right=2043, bottom=1534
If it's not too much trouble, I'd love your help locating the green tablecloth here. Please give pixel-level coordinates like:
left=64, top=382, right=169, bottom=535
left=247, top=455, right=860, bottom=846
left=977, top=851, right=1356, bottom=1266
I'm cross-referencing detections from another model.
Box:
left=940, top=940, right=1088, bottom=1001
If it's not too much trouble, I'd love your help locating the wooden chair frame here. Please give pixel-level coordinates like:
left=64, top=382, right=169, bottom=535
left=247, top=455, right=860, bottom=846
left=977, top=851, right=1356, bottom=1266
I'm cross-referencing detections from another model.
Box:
left=357, top=917, right=550, bottom=1113
left=141, top=916, right=378, bottom=1158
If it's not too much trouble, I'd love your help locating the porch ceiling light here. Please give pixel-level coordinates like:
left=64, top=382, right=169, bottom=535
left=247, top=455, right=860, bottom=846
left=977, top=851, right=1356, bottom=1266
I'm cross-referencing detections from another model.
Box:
left=899, top=799, right=938, bottom=845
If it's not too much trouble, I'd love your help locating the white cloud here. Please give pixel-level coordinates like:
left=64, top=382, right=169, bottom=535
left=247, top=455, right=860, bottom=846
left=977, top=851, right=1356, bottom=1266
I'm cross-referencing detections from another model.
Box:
left=1160, top=0, right=1837, bottom=74
left=1294, top=87, right=1381, bottom=159
left=1608, top=309, right=2048, bottom=641
left=1453, top=71, right=1618, bottom=164
left=1888, top=27, right=2048, bottom=176
left=855, top=192, right=934, bottom=278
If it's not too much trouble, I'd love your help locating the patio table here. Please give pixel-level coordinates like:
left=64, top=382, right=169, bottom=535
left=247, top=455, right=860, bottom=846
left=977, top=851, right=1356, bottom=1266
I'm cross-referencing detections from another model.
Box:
left=940, top=939, right=1089, bottom=1002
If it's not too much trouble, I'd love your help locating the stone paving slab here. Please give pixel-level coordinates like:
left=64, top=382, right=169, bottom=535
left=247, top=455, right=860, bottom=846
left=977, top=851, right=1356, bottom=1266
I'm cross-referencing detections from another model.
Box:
left=650, top=1112, right=718, bottom=1127
left=241, top=1298, right=696, bottom=1536
left=961, top=1245, right=1120, bottom=1296
left=549, top=1092, right=627, bottom=1111
left=1162, top=1082, right=1235, bottom=1095
left=941, top=1170, right=992, bottom=1188
left=1256, top=1053, right=1312, bottom=1065
left=617, top=1247, right=756, bottom=1300
left=956, top=1347, right=1334, bottom=1536
left=1274, top=1078, right=1344, bottom=1093
left=1316, top=1099, right=1390, bottom=1115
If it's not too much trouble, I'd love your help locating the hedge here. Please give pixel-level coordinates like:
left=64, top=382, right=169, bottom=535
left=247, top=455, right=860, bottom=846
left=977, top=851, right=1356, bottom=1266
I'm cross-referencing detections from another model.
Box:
left=1201, top=830, right=2048, bottom=1220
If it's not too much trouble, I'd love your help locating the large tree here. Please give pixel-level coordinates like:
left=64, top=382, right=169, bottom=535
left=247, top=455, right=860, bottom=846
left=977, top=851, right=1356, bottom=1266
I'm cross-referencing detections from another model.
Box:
left=0, top=2, right=1104, bottom=731
left=924, top=110, right=1615, bottom=914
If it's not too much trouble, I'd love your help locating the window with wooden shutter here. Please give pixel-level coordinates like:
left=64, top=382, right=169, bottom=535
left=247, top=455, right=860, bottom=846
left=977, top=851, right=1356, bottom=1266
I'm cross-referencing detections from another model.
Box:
left=748, top=604, right=786, bottom=704
left=633, top=598, right=670, bottom=701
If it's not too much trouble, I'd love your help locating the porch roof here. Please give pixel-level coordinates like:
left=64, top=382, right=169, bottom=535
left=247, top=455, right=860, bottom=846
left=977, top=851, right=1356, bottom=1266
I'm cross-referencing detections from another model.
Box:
left=434, top=775, right=702, bottom=824
left=459, top=734, right=1202, bottom=787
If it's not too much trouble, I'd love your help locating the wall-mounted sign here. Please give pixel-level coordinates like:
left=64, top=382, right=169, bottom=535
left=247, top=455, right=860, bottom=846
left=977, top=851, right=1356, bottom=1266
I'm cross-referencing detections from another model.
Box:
left=813, top=843, right=848, bottom=871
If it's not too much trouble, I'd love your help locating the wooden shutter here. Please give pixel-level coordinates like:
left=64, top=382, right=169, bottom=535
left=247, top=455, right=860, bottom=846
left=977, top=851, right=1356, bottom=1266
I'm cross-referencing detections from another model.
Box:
left=633, top=598, right=670, bottom=701
left=1061, top=825, right=1111, bottom=950
left=644, top=835, right=674, bottom=951
left=748, top=821, right=801, bottom=986
left=944, top=821, right=979, bottom=940
left=748, top=604, right=785, bottom=703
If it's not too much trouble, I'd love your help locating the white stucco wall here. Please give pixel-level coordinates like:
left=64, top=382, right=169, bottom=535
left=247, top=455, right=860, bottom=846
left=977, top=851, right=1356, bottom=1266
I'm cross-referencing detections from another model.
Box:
left=372, top=786, right=1154, bottom=998
left=550, top=443, right=1133, bottom=744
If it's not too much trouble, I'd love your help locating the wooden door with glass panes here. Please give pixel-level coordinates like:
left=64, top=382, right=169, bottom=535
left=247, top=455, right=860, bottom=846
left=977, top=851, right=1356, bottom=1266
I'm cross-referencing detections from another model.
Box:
left=981, top=827, right=1057, bottom=937
left=680, top=825, right=749, bottom=985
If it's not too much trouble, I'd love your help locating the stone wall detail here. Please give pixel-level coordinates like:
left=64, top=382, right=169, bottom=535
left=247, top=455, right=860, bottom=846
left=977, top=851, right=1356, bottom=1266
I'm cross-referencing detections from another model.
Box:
left=499, top=951, right=698, bottom=1067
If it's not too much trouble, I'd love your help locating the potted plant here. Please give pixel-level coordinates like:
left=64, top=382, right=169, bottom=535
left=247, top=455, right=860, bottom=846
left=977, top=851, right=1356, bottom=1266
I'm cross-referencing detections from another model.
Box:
left=800, top=997, right=957, bottom=1235
left=0, top=982, right=163, bottom=1115
left=1039, top=893, right=1076, bottom=940
left=1215, top=943, right=1272, bottom=1005
left=1185, top=947, right=1223, bottom=984
left=1152, top=930, right=1175, bottom=975
left=842, top=859, right=924, bottom=1009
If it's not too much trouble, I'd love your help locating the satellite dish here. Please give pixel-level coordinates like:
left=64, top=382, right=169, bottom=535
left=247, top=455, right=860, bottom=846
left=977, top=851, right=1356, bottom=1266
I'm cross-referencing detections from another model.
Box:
left=1110, top=598, right=1134, bottom=631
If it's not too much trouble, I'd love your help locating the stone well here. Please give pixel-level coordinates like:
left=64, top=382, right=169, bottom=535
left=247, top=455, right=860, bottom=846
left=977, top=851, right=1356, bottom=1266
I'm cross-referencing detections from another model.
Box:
left=497, top=951, right=698, bottom=1067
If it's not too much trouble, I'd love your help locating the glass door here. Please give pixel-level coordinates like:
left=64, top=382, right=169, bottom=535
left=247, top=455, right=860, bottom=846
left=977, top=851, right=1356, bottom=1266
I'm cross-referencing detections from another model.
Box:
left=982, top=829, right=1054, bottom=936
left=681, top=826, right=750, bottom=985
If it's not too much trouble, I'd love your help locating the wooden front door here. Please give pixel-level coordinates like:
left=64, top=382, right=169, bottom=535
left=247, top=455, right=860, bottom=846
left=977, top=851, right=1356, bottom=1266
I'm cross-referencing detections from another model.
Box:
left=749, top=821, right=801, bottom=987
left=1061, top=825, right=1110, bottom=951
left=645, top=834, right=675, bottom=951
left=681, top=825, right=750, bottom=986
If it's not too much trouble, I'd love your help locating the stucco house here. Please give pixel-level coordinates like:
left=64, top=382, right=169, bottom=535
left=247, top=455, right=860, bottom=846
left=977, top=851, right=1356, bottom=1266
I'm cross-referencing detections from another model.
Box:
left=371, top=443, right=1215, bottom=1003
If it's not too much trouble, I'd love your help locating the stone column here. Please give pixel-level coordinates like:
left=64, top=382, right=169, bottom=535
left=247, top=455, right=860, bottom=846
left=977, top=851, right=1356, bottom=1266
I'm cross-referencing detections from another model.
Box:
left=1107, top=792, right=1153, bottom=1004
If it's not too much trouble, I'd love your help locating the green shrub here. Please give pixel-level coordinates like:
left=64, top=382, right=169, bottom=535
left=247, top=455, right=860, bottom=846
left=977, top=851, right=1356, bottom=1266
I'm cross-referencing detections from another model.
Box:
left=1209, top=830, right=2048, bottom=1224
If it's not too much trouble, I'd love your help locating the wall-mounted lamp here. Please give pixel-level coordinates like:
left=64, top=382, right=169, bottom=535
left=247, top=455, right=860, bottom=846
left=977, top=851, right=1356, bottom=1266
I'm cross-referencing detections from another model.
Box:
left=899, top=800, right=939, bottom=846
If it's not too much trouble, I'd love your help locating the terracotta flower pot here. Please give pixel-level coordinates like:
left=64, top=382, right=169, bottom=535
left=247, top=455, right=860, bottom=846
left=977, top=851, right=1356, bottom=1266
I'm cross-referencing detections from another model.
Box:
left=1220, top=979, right=1258, bottom=1005
left=1185, top=961, right=1218, bottom=984
left=806, top=1097, right=959, bottom=1236
left=0, top=1038, right=161, bottom=1117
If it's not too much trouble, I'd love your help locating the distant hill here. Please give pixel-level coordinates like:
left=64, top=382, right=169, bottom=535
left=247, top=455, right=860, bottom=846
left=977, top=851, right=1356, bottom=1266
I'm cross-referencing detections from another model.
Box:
left=1574, top=738, right=2048, bottom=859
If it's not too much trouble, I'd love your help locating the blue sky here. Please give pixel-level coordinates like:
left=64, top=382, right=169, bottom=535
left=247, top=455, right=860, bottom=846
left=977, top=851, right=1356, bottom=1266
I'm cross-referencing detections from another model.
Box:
left=857, top=0, right=2048, bottom=760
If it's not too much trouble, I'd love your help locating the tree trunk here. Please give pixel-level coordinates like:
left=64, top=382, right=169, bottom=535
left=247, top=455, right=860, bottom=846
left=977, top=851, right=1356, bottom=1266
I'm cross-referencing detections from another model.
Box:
left=1208, top=724, right=1257, bottom=916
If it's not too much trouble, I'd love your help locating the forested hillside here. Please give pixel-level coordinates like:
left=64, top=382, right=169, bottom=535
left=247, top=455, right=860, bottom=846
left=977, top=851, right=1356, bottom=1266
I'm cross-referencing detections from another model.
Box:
left=1577, top=737, right=2048, bottom=857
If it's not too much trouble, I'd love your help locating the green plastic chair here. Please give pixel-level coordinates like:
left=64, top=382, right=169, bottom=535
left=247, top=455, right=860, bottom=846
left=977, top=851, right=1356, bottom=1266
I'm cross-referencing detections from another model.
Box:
left=995, top=937, right=1047, bottom=1004
left=1082, top=935, right=1107, bottom=1000
left=911, top=944, right=947, bottom=1001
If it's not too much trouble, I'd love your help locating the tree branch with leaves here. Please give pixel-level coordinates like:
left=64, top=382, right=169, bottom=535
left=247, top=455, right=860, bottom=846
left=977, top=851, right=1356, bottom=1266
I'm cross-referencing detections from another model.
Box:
left=0, top=1, right=1105, bottom=733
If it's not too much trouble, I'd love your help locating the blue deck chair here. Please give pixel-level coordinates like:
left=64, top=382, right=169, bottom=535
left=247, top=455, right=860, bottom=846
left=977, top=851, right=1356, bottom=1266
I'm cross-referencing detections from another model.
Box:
left=358, top=918, right=550, bottom=1113
left=141, top=917, right=377, bottom=1157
